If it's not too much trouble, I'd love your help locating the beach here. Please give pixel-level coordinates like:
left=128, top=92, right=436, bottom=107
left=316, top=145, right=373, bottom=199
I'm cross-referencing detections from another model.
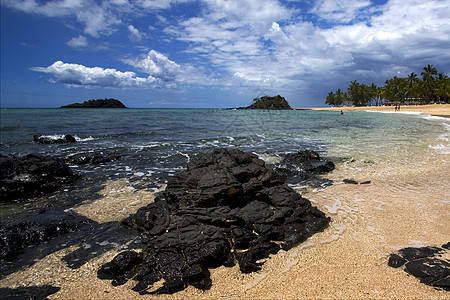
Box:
left=1, top=107, right=449, bottom=299
left=306, top=103, right=450, bottom=118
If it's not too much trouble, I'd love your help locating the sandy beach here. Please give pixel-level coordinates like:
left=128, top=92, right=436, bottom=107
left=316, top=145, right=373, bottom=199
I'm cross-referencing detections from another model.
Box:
left=304, top=103, right=450, bottom=118
left=1, top=106, right=449, bottom=299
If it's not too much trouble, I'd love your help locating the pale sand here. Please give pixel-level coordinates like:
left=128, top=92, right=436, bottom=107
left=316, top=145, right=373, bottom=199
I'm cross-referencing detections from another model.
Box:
left=304, top=103, right=450, bottom=118
left=1, top=142, right=449, bottom=298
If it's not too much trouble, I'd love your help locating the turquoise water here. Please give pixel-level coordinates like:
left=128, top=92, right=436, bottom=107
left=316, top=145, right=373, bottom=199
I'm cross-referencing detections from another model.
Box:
left=1, top=108, right=449, bottom=182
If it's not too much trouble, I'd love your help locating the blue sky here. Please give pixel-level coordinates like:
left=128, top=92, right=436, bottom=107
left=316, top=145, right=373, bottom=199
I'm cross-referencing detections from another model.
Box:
left=1, top=0, right=450, bottom=108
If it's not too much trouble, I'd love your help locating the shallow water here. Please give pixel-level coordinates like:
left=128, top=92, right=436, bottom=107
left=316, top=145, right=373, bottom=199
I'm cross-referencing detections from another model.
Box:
left=1, top=108, right=449, bottom=213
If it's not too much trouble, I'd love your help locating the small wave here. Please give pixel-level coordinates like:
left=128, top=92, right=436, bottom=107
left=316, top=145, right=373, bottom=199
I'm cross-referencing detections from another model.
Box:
left=365, top=110, right=423, bottom=115
left=429, top=144, right=450, bottom=154
left=74, top=135, right=95, bottom=142
left=421, top=114, right=450, bottom=121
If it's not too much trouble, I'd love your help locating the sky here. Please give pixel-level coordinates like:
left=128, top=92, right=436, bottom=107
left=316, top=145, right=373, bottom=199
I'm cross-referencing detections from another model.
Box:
left=1, top=0, right=450, bottom=108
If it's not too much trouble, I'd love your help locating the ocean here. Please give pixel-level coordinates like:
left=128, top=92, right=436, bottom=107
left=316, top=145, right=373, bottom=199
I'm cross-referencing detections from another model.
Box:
left=1, top=107, right=448, bottom=214
left=1, top=108, right=449, bottom=175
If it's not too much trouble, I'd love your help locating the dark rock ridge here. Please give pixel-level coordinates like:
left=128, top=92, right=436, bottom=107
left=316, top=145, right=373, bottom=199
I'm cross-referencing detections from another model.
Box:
left=34, top=134, right=77, bottom=144
left=0, top=154, right=79, bottom=202
left=98, top=149, right=330, bottom=294
left=388, top=243, right=450, bottom=291
left=61, top=98, right=127, bottom=108
left=236, top=95, right=292, bottom=110
left=276, top=150, right=335, bottom=185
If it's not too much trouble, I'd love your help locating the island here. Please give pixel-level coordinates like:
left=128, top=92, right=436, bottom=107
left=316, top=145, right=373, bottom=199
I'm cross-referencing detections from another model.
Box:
left=236, top=95, right=292, bottom=110
left=61, top=98, right=127, bottom=108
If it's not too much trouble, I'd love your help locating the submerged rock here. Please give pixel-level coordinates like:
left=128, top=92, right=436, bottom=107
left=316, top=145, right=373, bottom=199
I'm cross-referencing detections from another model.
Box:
left=33, top=134, right=77, bottom=144
left=276, top=150, right=335, bottom=186
left=98, top=149, right=330, bottom=294
left=388, top=243, right=450, bottom=291
left=65, top=152, right=121, bottom=165
left=0, top=154, right=79, bottom=202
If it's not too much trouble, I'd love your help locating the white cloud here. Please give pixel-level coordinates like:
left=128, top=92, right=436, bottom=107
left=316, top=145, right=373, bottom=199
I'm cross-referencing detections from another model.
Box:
left=128, top=24, right=144, bottom=42
left=123, top=50, right=209, bottom=85
left=31, top=61, right=154, bottom=88
left=66, top=35, right=88, bottom=48
left=2, top=0, right=121, bottom=37
left=31, top=50, right=210, bottom=89
left=311, top=0, right=372, bottom=24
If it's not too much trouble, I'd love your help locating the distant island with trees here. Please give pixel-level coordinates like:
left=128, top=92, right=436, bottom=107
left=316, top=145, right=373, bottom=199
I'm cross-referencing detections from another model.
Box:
left=326, top=65, right=449, bottom=107
left=236, top=95, right=292, bottom=110
left=61, top=98, right=127, bottom=108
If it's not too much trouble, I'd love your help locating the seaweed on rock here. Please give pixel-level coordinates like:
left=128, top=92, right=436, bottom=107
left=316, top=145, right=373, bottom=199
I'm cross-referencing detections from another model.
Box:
left=98, top=149, right=330, bottom=294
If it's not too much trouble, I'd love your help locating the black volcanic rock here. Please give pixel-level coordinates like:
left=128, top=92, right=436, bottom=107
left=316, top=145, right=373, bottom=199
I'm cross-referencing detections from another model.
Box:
left=0, top=209, right=90, bottom=262
left=61, top=98, right=127, bottom=108
left=0, top=154, right=79, bottom=202
left=388, top=243, right=450, bottom=291
left=276, top=150, right=335, bottom=186
left=34, top=134, right=77, bottom=144
left=99, top=149, right=330, bottom=294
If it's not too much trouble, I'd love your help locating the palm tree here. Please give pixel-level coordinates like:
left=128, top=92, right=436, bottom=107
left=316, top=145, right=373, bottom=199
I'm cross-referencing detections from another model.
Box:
left=421, top=64, right=438, bottom=103
left=434, top=74, right=450, bottom=103
left=406, top=72, right=418, bottom=103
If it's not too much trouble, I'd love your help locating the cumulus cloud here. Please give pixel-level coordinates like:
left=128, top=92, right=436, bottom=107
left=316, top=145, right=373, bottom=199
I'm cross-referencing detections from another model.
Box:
left=123, top=50, right=209, bottom=85
left=66, top=35, right=88, bottom=48
left=30, top=61, right=154, bottom=88
left=31, top=50, right=210, bottom=89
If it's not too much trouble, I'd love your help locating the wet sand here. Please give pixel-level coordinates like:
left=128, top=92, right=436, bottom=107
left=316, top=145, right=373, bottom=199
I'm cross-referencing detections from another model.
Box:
left=304, top=103, right=450, bottom=118
left=1, top=107, right=449, bottom=299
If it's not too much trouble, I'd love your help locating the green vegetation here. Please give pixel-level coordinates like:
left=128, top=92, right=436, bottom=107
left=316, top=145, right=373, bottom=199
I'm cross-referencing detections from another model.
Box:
left=326, top=65, right=449, bottom=106
left=247, top=95, right=292, bottom=110
left=61, top=98, right=127, bottom=108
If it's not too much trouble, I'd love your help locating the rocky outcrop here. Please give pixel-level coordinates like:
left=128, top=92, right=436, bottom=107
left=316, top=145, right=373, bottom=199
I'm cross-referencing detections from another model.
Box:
left=98, top=149, right=330, bottom=294
left=33, top=134, right=77, bottom=144
left=0, top=154, right=79, bottom=202
left=237, top=95, right=292, bottom=110
left=388, top=243, right=450, bottom=291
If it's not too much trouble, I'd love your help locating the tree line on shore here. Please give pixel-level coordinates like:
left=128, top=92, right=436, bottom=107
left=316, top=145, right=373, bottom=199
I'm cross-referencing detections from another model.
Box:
left=326, top=65, right=449, bottom=106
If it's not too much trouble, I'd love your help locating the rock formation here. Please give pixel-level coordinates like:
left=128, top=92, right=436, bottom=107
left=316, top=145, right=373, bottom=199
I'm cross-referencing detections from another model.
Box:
left=98, top=149, right=330, bottom=294
left=388, top=243, right=450, bottom=291
left=0, top=154, right=79, bottom=202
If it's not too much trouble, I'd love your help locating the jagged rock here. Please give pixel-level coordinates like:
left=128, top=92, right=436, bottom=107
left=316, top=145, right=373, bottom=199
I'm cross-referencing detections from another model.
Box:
left=65, top=152, right=121, bottom=165
left=275, top=150, right=335, bottom=186
left=33, top=134, right=77, bottom=144
left=282, top=150, right=335, bottom=173
left=0, top=209, right=90, bottom=262
left=99, top=149, right=330, bottom=294
left=388, top=243, right=450, bottom=291
left=0, top=154, right=79, bottom=202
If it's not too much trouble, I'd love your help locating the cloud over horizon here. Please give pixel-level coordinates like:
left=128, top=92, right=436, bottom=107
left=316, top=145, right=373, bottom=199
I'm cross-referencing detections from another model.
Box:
left=2, top=0, right=450, bottom=107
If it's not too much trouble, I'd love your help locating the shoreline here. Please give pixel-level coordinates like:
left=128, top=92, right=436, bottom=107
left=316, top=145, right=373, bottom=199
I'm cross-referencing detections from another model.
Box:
left=301, top=103, right=450, bottom=118
left=1, top=152, right=449, bottom=299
